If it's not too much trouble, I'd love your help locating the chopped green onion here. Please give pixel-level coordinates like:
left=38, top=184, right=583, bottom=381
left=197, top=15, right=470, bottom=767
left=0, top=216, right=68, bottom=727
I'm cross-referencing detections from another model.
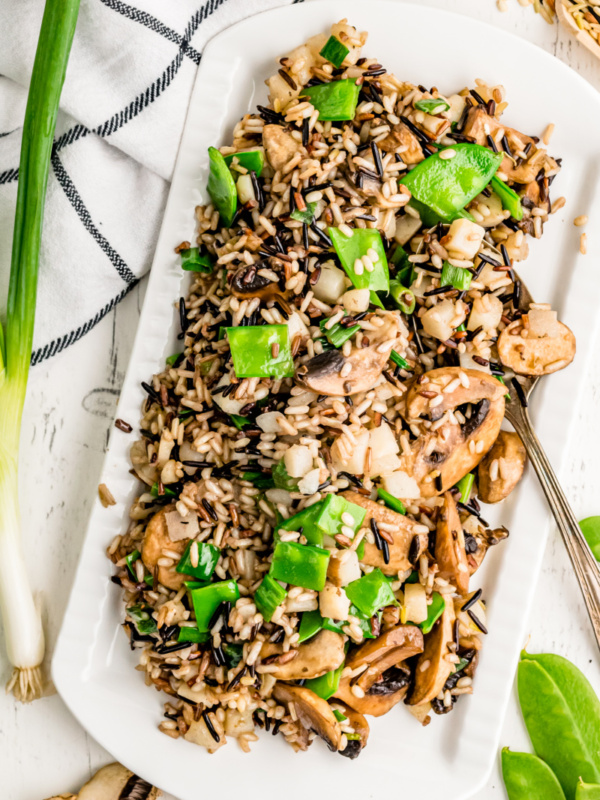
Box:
left=319, top=315, right=360, bottom=348
left=207, top=146, right=237, bottom=227
left=290, top=201, right=317, bottom=225
left=495, top=375, right=511, bottom=400
left=329, top=227, right=389, bottom=294
left=176, top=541, right=220, bottom=582
left=254, top=574, right=288, bottom=622
left=441, top=261, right=472, bottom=291
left=242, top=470, right=275, bottom=491
left=227, top=324, right=295, bottom=378
left=189, top=580, right=240, bottom=633
left=150, top=482, right=177, bottom=499
left=419, top=592, right=445, bottom=634
left=389, top=350, right=411, bottom=371
left=377, top=487, right=406, bottom=515
left=345, top=733, right=362, bottom=741
left=229, top=414, right=251, bottom=430
left=455, top=473, right=475, bottom=504
left=125, top=550, right=153, bottom=587
left=579, top=517, right=600, bottom=561
left=455, top=657, right=470, bottom=673
left=224, top=149, right=265, bottom=177
left=166, top=352, right=183, bottom=367
left=333, top=709, right=348, bottom=723
left=389, top=280, right=416, bottom=315
left=491, top=175, right=523, bottom=221
left=305, top=661, right=345, bottom=700
left=180, top=247, right=214, bottom=273
left=272, top=459, right=299, bottom=491
left=178, top=627, right=209, bottom=644
left=270, top=541, right=330, bottom=591
left=414, top=98, right=450, bottom=115
left=300, top=79, right=360, bottom=121
left=127, top=604, right=157, bottom=635
left=319, top=35, right=349, bottom=68
left=345, top=568, right=397, bottom=618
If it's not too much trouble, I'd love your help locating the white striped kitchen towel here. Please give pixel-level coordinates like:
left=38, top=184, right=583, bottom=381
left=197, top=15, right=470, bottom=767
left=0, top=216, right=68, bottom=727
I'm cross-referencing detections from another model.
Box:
left=0, top=0, right=305, bottom=365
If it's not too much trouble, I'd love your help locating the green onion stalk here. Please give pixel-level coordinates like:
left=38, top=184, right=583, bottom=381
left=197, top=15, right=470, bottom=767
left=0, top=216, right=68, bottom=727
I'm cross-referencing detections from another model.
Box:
left=0, top=0, right=79, bottom=702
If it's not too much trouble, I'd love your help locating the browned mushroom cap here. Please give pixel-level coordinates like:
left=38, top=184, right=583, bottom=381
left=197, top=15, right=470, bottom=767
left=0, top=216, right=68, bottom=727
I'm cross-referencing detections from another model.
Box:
left=408, top=601, right=456, bottom=706
left=78, top=764, right=159, bottom=800
left=263, top=124, right=306, bottom=172
left=331, top=701, right=370, bottom=759
left=478, top=431, right=527, bottom=504
left=296, top=312, right=401, bottom=397
left=141, top=505, right=190, bottom=590
left=466, top=524, right=509, bottom=575
left=497, top=319, right=576, bottom=376
left=230, top=264, right=282, bottom=301
left=400, top=368, right=505, bottom=497
left=341, top=490, right=419, bottom=575
left=260, top=630, right=345, bottom=680
left=335, top=664, right=412, bottom=717
left=273, top=683, right=343, bottom=751
left=434, top=492, right=469, bottom=595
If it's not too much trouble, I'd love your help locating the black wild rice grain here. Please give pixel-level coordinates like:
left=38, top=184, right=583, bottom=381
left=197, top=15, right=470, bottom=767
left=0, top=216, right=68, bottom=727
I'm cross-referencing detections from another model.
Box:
left=202, top=498, right=219, bottom=521
left=424, top=285, right=454, bottom=297
left=371, top=141, right=384, bottom=179
left=141, top=382, right=162, bottom=406
left=501, top=134, right=512, bottom=157
left=467, top=609, right=488, bottom=634
left=511, top=377, right=528, bottom=407
left=302, top=116, right=309, bottom=147
left=470, top=89, right=486, bottom=107
left=486, top=134, right=499, bottom=153
left=278, top=69, right=297, bottom=90
left=310, top=221, right=332, bottom=247
left=500, top=243, right=511, bottom=267
left=461, top=588, right=482, bottom=611
left=202, top=710, right=221, bottom=742
left=272, top=719, right=283, bottom=736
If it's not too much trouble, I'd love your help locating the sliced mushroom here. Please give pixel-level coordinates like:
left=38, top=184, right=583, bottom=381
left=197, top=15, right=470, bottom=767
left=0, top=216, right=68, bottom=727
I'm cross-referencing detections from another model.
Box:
left=341, top=490, right=421, bottom=575
left=335, top=665, right=412, bottom=717
left=399, top=367, right=505, bottom=497
left=378, top=121, right=425, bottom=165
left=78, top=764, right=159, bottom=800
left=130, top=439, right=158, bottom=486
left=297, top=312, right=402, bottom=396
left=464, top=518, right=509, bottom=575
left=230, top=264, right=282, bottom=301
left=46, top=796, right=77, bottom=800
left=478, top=431, right=527, bottom=504
left=497, top=319, right=576, bottom=376
left=141, top=505, right=190, bottom=590
left=434, top=492, right=469, bottom=595
left=273, top=683, right=342, bottom=751
left=262, top=124, right=306, bottom=172
left=331, top=701, right=370, bottom=759
left=408, top=601, right=456, bottom=706
left=260, top=629, right=345, bottom=680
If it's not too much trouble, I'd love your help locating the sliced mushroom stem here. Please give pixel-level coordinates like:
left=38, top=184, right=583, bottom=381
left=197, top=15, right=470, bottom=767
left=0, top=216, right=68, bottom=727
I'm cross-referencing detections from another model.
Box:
left=273, top=683, right=343, bottom=751
left=478, top=430, right=527, bottom=504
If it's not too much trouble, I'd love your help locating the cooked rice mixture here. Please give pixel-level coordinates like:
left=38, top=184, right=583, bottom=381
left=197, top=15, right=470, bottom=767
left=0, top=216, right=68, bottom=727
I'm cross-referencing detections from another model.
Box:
left=108, top=20, right=574, bottom=757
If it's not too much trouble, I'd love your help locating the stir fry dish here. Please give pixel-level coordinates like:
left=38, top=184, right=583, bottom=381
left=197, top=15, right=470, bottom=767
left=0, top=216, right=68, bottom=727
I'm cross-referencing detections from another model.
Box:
left=108, top=20, right=575, bottom=757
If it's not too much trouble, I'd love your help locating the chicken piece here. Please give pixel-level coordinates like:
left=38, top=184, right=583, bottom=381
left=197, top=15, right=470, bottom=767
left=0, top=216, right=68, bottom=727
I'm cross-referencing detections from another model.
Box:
left=262, top=124, right=306, bottom=172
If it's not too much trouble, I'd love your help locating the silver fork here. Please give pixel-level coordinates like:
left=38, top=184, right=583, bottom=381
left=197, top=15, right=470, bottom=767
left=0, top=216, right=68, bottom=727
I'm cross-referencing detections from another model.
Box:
left=502, top=275, right=600, bottom=649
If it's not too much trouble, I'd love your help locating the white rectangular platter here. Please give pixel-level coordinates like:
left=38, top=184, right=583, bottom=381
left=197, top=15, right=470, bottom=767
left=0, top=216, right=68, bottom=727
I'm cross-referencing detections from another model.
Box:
left=52, top=2, right=600, bottom=798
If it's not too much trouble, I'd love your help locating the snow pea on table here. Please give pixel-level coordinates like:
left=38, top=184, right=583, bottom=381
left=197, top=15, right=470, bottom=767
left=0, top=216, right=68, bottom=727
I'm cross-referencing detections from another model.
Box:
left=577, top=782, right=600, bottom=799
left=501, top=749, right=566, bottom=800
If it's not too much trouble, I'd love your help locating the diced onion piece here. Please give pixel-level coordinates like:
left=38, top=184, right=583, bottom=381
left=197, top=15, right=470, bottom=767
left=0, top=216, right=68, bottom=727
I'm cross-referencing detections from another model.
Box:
left=394, top=214, right=422, bottom=246
left=467, top=294, right=503, bottom=332
left=284, top=444, right=313, bottom=478
left=342, top=288, right=370, bottom=314
left=422, top=299, right=459, bottom=342
left=288, top=390, right=318, bottom=407
left=331, top=428, right=369, bottom=475
left=328, top=549, right=361, bottom=587
left=404, top=582, right=428, bottom=624
left=369, top=453, right=402, bottom=478
left=443, top=218, right=485, bottom=259
left=298, top=468, right=321, bottom=496
left=225, top=708, right=255, bottom=738
left=236, top=174, right=255, bottom=205
left=368, top=423, right=402, bottom=478
left=313, top=262, right=349, bottom=304
left=446, top=94, right=467, bottom=124
left=472, top=191, right=505, bottom=228
left=381, top=470, right=420, bottom=499
left=528, top=307, right=559, bottom=338
left=319, top=583, right=351, bottom=621
left=256, top=411, right=285, bottom=433
left=266, top=488, right=294, bottom=506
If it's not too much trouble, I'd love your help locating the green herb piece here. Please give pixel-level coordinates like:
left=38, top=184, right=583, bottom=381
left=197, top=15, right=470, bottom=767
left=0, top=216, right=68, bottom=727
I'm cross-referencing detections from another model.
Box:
left=272, top=459, right=300, bottom=491
left=300, top=79, right=360, bottom=121
left=491, top=175, right=524, bottom=221
left=455, top=473, right=475, bottom=504
left=166, top=352, right=183, bottom=367
left=270, top=541, right=330, bottom=591
left=207, top=146, right=237, bottom=227
left=254, top=574, right=288, bottom=622
left=577, top=781, right=600, bottom=799
left=346, top=568, right=397, bottom=618
left=242, top=470, right=275, bottom=491
left=150, top=482, right=177, bottom=499
left=319, top=35, right=350, bottom=68
left=189, top=580, right=240, bottom=633
left=125, top=549, right=153, bottom=587
left=579, top=517, right=600, bottom=561
left=227, top=324, right=295, bottom=378
left=229, top=414, right=251, bottom=431
left=305, top=661, right=345, bottom=700
left=389, top=350, right=410, bottom=371
left=399, top=143, right=503, bottom=222
left=377, top=487, right=406, bottom=515
left=222, top=642, right=244, bottom=668
left=389, top=280, right=416, bottom=314
left=418, top=592, right=445, bottom=634
left=333, top=709, right=348, bottom=723
left=454, top=657, right=470, bottom=673
left=176, top=541, right=220, bottom=582
left=224, top=149, right=265, bottom=177
left=329, top=227, right=389, bottom=295
left=127, top=604, right=157, bottom=635
left=494, top=374, right=511, bottom=400
left=414, top=97, right=450, bottom=115
left=518, top=652, right=600, bottom=797
left=178, top=627, right=210, bottom=644
left=320, top=315, right=360, bottom=348
left=405, top=570, right=419, bottom=584
left=501, top=749, right=566, bottom=800
left=180, top=247, right=214, bottom=273
left=290, top=201, right=317, bottom=225
left=441, top=261, right=472, bottom=291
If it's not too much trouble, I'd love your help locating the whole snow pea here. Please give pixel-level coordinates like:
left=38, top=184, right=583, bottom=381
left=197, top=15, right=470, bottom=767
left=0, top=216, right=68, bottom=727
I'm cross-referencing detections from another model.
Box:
left=579, top=516, right=600, bottom=560
left=518, top=652, right=600, bottom=799
left=207, top=146, right=237, bottom=227
left=501, top=749, right=566, bottom=800
left=577, top=781, right=600, bottom=799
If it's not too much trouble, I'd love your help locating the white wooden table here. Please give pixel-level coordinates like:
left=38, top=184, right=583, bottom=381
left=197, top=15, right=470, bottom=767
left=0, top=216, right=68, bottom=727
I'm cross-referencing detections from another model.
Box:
left=3, top=1, right=600, bottom=797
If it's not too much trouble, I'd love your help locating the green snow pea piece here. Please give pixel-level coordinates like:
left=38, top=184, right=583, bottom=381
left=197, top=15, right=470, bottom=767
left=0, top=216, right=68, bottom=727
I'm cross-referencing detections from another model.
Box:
left=577, top=781, right=600, bottom=799
left=224, top=149, right=265, bottom=177
left=127, top=604, right=157, bottom=635
left=176, top=540, right=220, bottom=582
left=389, top=280, right=415, bottom=315
left=207, top=146, right=237, bottom=227
left=419, top=592, right=445, bottom=634
left=491, top=175, right=523, bottom=221
left=178, top=627, right=209, bottom=644
left=314, top=493, right=366, bottom=539
left=305, top=661, right=345, bottom=700
left=226, top=324, right=295, bottom=378
left=270, top=541, right=330, bottom=591
left=579, top=516, right=600, bottom=561
left=518, top=651, right=600, bottom=799
left=400, top=143, right=503, bottom=222
left=319, top=35, right=349, bottom=68
left=501, top=749, right=566, bottom=800
left=345, top=568, right=397, bottom=618
left=254, top=574, right=288, bottom=622
left=300, top=79, right=360, bottom=121
left=180, top=247, right=214, bottom=273
left=377, top=487, right=405, bottom=515
left=441, top=261, right=472, bottom=291
left=189, top=580, right=240, bottom=633
left=455, top=473, right=475, bottom=504
left=319, top=314, right=360, bottom=348
left=277, top=502, right=325, bottom=546
left=329, top=227, right=389, bottom=294
left=298, top=609, right=324, bottom=643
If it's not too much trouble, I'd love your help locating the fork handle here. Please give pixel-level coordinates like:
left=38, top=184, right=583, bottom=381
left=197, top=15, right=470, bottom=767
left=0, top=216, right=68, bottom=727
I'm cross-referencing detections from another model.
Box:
left=510, top=409, right=600, bottom=651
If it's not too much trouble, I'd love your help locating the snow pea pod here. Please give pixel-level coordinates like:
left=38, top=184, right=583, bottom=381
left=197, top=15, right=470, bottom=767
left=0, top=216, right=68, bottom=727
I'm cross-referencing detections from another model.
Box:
left=579, top=516, right=600, bottom=560
left=501, top=749, right=566, bottom=800
left=207, top=146, right=237, bottom=227
left=518, top=652, right=600, bottom=799
left=577, top=781, right=600, bottom=799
